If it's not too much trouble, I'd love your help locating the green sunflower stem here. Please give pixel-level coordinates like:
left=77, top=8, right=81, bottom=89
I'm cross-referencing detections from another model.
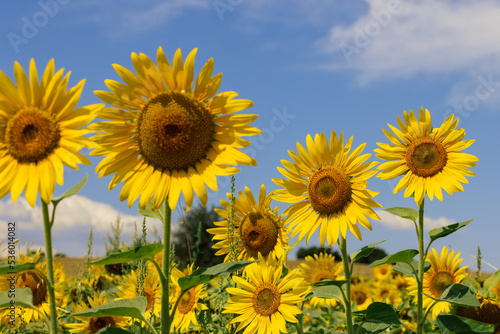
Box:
left=416, top=199, right=425, bottom=334
left=161, top=201, right=172, bottom=334
left=41, top=200, right=58, bottom=334
left=340, top=236, right=354, bottom=334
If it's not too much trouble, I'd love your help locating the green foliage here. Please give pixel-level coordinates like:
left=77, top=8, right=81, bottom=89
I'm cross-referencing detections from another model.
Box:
left=172, top=204, right=223, bottom=268
left=72, top=296, right=148, bottom=323
left=90, top=243, right=163, bottom=266
left=355, top=247, right=389, bottom=264
left=369, top=249, right=418, bottom=267
left=436, top=314, right=497, bottom=334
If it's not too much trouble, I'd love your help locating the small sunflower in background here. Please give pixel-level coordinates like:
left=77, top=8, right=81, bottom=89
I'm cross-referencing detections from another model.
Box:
left=298, top=252, right=344, bottom=308
left=170, top=264, right=208, bottom=333
left=223, top=256, right=309, bottom=334
left=375, top=107, right=478, bottom=206
left=67, top=294, right=130, bottom=334
left=208, top=184, right=290, bottom=262
left=273, top=130, right=381, bottom=247
left=91, top=46, right=261, bottom=211
left=350, top=281, right=373, bottom=311
left=372, top=264, right=393, bottom=283
left=115, top=270, right=161, bottom=322
left=407, top=246, right=468, bottom=319
left=372, top=281, right=402, bottom=306
left=0, top=59, right=101, bottom=206
left=0, top=252, right=67, bottom=327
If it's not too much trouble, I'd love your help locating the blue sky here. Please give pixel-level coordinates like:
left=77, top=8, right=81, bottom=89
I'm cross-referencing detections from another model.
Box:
left=1, top=0, right=499, bottom=270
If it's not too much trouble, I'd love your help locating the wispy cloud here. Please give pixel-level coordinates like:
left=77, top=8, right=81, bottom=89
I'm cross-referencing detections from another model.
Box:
left=376, top=209, right=455, bottom=231
left=316, top=0, right=500, bottom=85
left=79, top=0, right=210, bottom=38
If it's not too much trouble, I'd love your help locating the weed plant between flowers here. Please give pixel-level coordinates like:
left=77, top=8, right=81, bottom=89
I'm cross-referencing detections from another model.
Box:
left=1, top=47, right=499, bottom=334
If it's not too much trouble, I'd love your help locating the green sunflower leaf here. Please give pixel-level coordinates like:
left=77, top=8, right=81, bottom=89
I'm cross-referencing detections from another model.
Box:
left=392, top=261, right=431, bottom=278
left=428, top=219, right=473, bottom=244
left=310, top=285, right=344, bottom=301
left=138, top=199, right=165, bottom=222
left=353, top=323, right=391, bottom=334
left=369, top=249, right=419, bottom=267
left=383, top=207, right=419, bottom=223
left=436, top=314, right=496, bottom=334
left=435, top=284, right=481, bottom=307
left=482, top=268, right=500, bottom=292
left=350, top=239, right=388, bottom=262
left=89, top=244, right=163, bottom=265
left=72, top=296, right=147, bottom=322
left=364, top=302, right=401, bottom=324
left=178, top=261, right=255, bottom=291
left=0, top=288, right=35, bottom=309
left=0, top=262, right=35, bottom=275
left=51, top=173, right=88, bottom=206
left=96, top=328, right=137, bottom=334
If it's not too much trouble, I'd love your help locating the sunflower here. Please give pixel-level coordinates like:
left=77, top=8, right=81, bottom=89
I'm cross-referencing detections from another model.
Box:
left=375, top=107, right=478, bottom=206
left=456, top=296, right=500, bottom=329
left=91, top=47, right=261, bottom=211
left=0, top=251, right=67, bottom=326
left=223, top=256, right=309, bottom=334
left=115, top=270, right=161, bottom=322
left=67, top=294, right=130, bottom=333
left=273, top=130, right=381, bottom=247
left=298, top=252, right=344, bottom=308
left=208, top=184, right=290, bottom=262
left=372, top=281, right=402, bottom=306
left=350, top=281, right=372, bottom=311
left=372, top=264, right=393, bottom=283
left=407, top=246, right=468, bottom=319
left=0, top=59, right=100, bottom=207
left=170, top=264, right=208, bottom=333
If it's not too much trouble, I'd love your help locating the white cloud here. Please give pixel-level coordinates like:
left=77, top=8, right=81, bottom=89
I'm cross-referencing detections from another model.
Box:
left=376, top=209, right=455, bottom=231
left=317, top=0, right=500, bottom=85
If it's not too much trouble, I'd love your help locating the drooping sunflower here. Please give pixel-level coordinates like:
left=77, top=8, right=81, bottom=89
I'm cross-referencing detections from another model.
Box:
left=67, top=294, right=130, bottom=333
left=208, top=184, right=290, bottom=262
left=223, top=256, right=309, bottom=334
left=407, top=246, right=468, bottom=319
left=375, top=107, right=478, bottom=206
left=0, top=252, right=67, bottom=326
left=298, top=252, right=344, bottom=308
left=170, top=264, right=208, bottom=333
left=0, top=59, right=101, bottom=206
left=115, top=270, right=161, bottom=321
left=273, top=130, right=381, bottom=247
left=91, top=47, right=261, bottom=211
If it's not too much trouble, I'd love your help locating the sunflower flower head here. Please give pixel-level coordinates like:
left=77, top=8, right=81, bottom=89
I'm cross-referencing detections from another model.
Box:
left=223, top=256, right=309, bottom=334
left=375, top=107, right=479, bottom=206
left=273, top=130, right=381, bottom=247
left=407, top=246, right=468, bottom=319
left=0, top=59, right=101, bottom=206
left=208, top=184, right=290, bottom=262
left=298, top=252, right=344, bottom=308
left=91, top=47, right=261, bottom=211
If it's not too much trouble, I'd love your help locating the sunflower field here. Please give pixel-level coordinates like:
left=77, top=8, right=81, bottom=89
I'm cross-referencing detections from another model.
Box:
left=1, top=46, right=500, bottom=334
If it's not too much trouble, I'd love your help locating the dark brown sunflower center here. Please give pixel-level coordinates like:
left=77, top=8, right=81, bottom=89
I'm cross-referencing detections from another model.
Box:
left=16, top=270, right=47, bottom=306
left=353, top=290, right=367, bottom=305
left=239, top=212, right=279, bottom=258
left=137, top=92, right=214, bottom=171
left=252, top=284, right=281, bottom=316
left=178, top=288, right=196, bottom=314
left=405, top=137, right=447, bottom=177
left=89, top=316, right=116, bottom=334
left=430, top=271, right=454, bottom=297
left=312, top=269, right=337, bottom=282
left=5, top=107, right=60, bottom=164
left=307, top=166, right=352, bottom=215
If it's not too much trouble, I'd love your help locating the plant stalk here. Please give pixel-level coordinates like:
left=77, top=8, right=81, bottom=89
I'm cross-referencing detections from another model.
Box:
left=416, top=199, right=425, bottom=334
left=41, top=200, right=58, bottom=334
left=161, top=201, right=172, bottom=334
left=340, top=236, right=354, bottom=334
